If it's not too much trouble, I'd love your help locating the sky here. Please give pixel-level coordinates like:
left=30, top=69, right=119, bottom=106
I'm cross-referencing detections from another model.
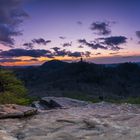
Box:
left=0, top=0, right=140, bottom=66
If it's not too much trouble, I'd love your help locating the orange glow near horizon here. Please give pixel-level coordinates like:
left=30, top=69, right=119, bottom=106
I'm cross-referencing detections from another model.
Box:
left=1, top=44, right=140, bottom=66
left=1, top=51, right=140, bottom=66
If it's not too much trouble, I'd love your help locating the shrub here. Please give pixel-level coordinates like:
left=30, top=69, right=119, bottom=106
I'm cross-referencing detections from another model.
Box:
left=0, top=69, right=31, bottom=105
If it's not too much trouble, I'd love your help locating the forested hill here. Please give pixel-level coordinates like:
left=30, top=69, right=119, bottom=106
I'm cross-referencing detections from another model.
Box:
left=13, top=60, right=140, bottom=99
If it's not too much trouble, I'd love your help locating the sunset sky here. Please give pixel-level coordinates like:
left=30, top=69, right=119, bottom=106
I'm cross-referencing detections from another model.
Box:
left=0, top=0, right=140, bottom=66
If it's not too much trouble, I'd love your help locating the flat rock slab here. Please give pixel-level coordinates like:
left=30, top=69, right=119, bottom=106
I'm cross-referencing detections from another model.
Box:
left=0, top=130, right=17, bottom=140
left=32, top=97, right=89, bottom=110
left=0, top=98, right=140, bottom=140
left=0, top=104, right=37, bottom=119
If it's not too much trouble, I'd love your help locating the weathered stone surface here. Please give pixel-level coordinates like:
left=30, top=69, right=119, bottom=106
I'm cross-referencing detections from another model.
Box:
left=0, top=130, right=17, bottom=140
left=0, top=104, right=37, bottom=119
left=32, top=97, right=89, bottom=110
left=0, top=98, right=140, bottom=140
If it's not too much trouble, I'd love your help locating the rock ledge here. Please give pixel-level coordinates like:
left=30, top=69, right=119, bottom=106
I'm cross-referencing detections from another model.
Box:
left=0, top=104, right=37, bottom=119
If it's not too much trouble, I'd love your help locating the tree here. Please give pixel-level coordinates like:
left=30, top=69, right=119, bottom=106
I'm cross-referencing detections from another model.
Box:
left=0, top=69, right=31, bottom=105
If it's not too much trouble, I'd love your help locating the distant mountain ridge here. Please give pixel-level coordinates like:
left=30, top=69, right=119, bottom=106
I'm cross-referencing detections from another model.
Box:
left=13, top=60, right=140, bottom=99
left=1, top=60, right=140, bottom=69
left=41, top=60, right=68, bottom=70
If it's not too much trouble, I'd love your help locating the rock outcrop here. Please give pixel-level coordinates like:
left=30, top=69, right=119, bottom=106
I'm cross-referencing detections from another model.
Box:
left=0, top=98, right=140, bottom=140
left=32, top=97, right=89, bottom=110
left=0, top=104, right=37, bottom=119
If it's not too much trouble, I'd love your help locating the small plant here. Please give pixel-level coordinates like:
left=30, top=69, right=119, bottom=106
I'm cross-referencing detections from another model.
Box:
left=0, top=69, right=31, bottom=105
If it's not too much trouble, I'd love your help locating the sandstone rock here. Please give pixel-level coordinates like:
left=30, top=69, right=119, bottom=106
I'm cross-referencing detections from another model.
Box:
left=0, top=98, right=140, bottom=140
left=32, top=97, right=89, bottom=110
left=0, top=104, right=37, bottom=119
left=0, top=130, right=17, bottom=140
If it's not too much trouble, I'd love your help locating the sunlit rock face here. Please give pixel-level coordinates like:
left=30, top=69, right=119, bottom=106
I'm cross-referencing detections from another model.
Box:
left=0, top=104, right=37, bottom=119
left=0, top=98, right=140, bottom=140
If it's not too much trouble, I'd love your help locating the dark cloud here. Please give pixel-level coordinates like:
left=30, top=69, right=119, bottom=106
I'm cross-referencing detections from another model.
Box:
left=0, top=24, right=22, bottom=47
left=110, top=46, right=122, bottom=51
left=52, top=47, right=90, bottom=58
left=95, top=53, right=101, bottom=55
left=22, top=58, right=39, bottom=62
left=0, top=0, right=28, bottom=46
left=32, top=38, right=51, bottom=45
left=109, top=52, right=119, bottom=55
left=78, top=39, right=107, bottom=50
left=77, top=21, right=82, bottom=25
left=62, top=42, right=72, bottom=47
left=136, top=31, right=140, bottom=43
left=68, top=51, right=82, bottom=57
left=29, top=58, right=38, bottom=61
left=0, top=58, right=21, bottom=63
left=0, top=49, right=52, bottom=58
left=68, top=51, right=91, bottom=58
left=51, top=47, right=61, bottom=52
left=23, top=43, right=34, bottom=49
left=46, top=40, right=52, bottom=44
left=83, top=51, right=91, bottom=57
left=121, top=56, right=140, bottom=59
left=0, top=58, right=39, bottom=63
left=59, top=36, right=66, bottom=39
left=101, top=36, right=127, bottom=46
left=78, top=36, right=127, bottom=51
left=100, top=36, right=127, bottom=51
left=92, top=43, right=108, bottom=50
left=78, top=39, right=87, bottom=44
left=23, top=38, right=51, bottom=49
left=136, top=31, right=140, bottom=38
left=54, top=49, right=68, bottom=57
left=78, top=45, right=84, bottom=48
left=90, top=21, right=111, bottom=35
left=0, top=47, right=92, bottom=60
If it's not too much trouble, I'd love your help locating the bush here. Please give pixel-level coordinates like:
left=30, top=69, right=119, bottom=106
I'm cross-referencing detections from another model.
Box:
left=0, top=69, right=31, bottom=105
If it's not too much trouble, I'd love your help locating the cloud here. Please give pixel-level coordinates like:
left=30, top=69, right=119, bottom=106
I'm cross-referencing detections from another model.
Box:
left=83, top=51, right=91, bottom=57
left=51, top=47, right=61, bottom=52
left=0, top=58, right=22, bottom=63
left=78, top=36, right=127, bottom=51
left=51, top=47, right=68, bottom=57
left=77, top=21, right=82, bottom=25
left=92, top=43, right=108, bottom=50
left=32, top=38, right=51, bottom=45
left=68, top=51, right=91, bottom=58
left=59, top=36, right=66, bottom=39
left=78, top=45, right=84, bottom=48
left=95, top=53, right=101, bottom=55
left=23, top=43, right=34, bottom=49
left=0, top=24, right=21, bottom=47
left=102, top=36, right=127, bottom=46
left=0, top=58, right=39, bottom=63
left=90, top=21, right=111, bottom=35
left=62, top=42, right=72, bottom=47
left=23, top=38, right=51, bottom=49
left=54, top=49, right=68, bottom=57
left=29, top=58, right=38, bottom=61
left=22, top=58, right=39, bottom=62
left=78, top=39, right=87, bottom=44
left=100, top=36, right=127, bottom=51
left=0, top=49, right=53, bottom=58
left=78, top=39, right=107, bottom=50
left=136, top=31, right=140, bottom=43
left=109, top=52, right=119, bottom=55
left=52, top=47, right=90, bottom=58
left=0, top=0, right=28, bottom=46
left=0, top=48, right=92, bottom=60
left=68, top=51, right=82, bottom=57
left=136, top=31, right=140, bottom=38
